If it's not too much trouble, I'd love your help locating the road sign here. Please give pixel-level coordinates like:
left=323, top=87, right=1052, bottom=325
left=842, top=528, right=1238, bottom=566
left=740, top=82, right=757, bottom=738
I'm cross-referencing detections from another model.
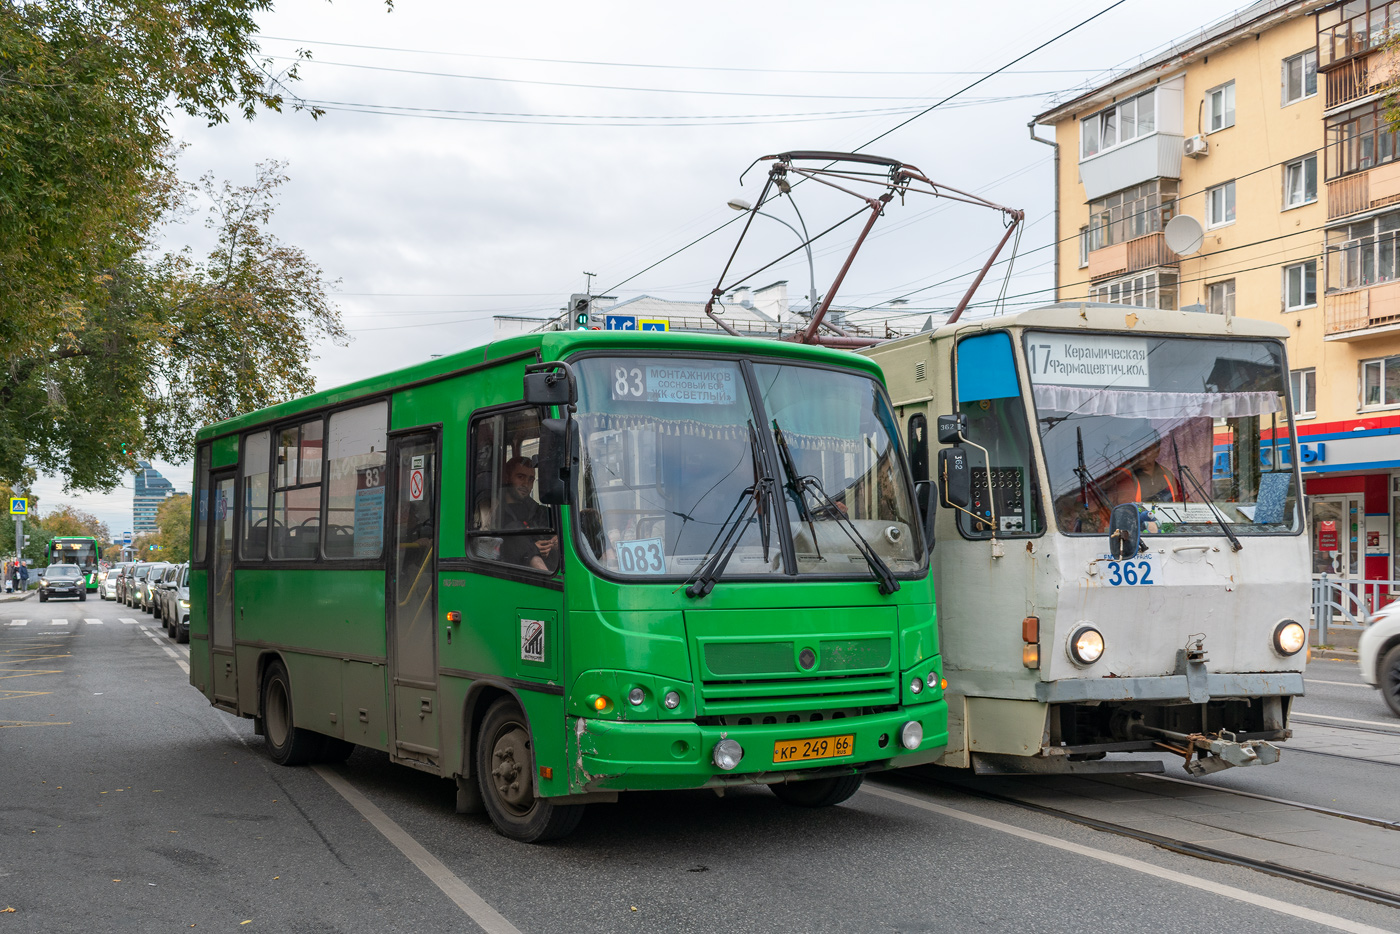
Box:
left=605, top=314, right=637, bottom=331
left=122, top=532, right=132, bottom=545
left=9, top=498, right=26, bottom=516
left=639, top=319, right=669, bottom=332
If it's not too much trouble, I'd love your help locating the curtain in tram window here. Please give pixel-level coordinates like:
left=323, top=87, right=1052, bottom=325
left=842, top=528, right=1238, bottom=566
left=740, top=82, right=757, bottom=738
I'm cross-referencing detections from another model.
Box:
left=1032, top=386, right=1284, bottom=419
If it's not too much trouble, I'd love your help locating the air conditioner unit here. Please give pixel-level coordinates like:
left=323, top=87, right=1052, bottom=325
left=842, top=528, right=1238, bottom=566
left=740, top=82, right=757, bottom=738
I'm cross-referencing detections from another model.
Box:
left=1184, top=135, right=1209, bottom=158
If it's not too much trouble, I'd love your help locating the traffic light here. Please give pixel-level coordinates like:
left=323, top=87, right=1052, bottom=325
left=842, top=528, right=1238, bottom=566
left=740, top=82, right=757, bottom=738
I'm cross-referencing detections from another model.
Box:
left=570, top=293, right=591, bottom=330
left=121, top=441, right=127, bottom=454
left=19, top=535, right=27, bottom=547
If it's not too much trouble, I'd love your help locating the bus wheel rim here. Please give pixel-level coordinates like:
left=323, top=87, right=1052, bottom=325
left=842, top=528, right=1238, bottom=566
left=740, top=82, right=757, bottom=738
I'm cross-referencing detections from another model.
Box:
left=489, top=726, right=534, bottom=814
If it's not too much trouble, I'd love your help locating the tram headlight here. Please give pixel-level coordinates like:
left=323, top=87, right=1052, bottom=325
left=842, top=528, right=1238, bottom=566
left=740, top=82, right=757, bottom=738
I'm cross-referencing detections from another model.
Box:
left=1067, top=625, right=1105, bottom=666
left=712, top=738, right=744, bottom=771
left=1273, top=619, right=1307, bottom=657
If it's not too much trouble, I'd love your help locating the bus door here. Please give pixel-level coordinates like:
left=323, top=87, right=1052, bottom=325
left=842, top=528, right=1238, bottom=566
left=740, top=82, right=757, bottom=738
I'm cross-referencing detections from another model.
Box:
left=388, top=432, right=441, bottom=765
left=208, top=472, right=238, bottom=707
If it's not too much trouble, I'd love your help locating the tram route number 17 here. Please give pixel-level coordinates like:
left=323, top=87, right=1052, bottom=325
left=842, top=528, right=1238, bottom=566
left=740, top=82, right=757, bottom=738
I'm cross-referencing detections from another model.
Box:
left=1105, top=559, right=1154, bottom=586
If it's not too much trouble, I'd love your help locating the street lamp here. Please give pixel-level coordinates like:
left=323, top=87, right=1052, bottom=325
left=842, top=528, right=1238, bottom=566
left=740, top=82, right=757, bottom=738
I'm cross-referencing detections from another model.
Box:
left=726, top=198, right=818, bottom=321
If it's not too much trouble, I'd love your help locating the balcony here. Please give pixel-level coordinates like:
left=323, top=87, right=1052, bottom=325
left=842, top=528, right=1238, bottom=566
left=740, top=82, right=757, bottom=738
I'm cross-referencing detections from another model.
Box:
left=1327, top=163, right=1400, bottom=220
left=1087, top=232, right=1178, bottom=281
left=1326, top=281, right=1400, bottom=339
left=1324, top=50, right=1400, bottom=111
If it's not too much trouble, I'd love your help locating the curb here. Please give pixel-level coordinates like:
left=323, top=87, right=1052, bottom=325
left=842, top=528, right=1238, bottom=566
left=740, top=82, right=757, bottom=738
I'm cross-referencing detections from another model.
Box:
left=1313, top=648, right=1359, bottom=661
left=0, top=591, right=35, bottom=603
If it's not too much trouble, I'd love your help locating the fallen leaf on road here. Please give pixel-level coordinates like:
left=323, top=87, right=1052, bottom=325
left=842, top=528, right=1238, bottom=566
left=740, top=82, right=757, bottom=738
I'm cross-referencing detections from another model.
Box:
left=1, top=906, right=14, bottom=912
left=240, top=921, right=251, bottom=926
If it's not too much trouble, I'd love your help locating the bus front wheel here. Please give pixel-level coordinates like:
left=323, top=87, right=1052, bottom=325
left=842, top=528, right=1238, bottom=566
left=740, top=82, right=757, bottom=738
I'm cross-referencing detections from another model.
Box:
left=769, top=774, right=864, bottom=808
left=261, top=661, right=322, bottom=767
left=475, top=698, right=583, bottom=843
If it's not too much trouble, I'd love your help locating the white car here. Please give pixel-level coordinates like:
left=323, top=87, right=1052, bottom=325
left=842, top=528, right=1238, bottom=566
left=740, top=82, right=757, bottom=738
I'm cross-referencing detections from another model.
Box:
left=1357, top=605, right=1400, bottom=717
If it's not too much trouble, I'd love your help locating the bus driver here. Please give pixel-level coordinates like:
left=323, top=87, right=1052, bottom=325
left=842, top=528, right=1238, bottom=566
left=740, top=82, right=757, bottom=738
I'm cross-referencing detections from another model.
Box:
left=501, top=456, right=558, bottom=572
left=1112, top=432, right=1181, bottom=505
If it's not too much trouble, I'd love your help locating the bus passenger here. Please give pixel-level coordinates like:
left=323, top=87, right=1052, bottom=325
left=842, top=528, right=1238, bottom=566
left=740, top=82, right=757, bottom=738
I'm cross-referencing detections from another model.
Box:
left=500, top=457, right=558, bottom=572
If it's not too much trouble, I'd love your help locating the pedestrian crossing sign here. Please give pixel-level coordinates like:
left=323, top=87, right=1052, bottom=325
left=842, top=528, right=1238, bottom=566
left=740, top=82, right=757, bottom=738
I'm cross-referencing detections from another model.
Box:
left=9, top=498, right=26, bottom=516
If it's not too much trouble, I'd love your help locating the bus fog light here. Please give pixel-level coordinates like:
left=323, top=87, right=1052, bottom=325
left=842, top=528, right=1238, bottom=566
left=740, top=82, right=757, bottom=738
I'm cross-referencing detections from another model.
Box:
left=1273, top=620, right=1306, bottom=657
left=1068, top=626, right=1105, bottom=666
left=909, top=676, right=923, bottom=695
left=663, top=690, right=680, bottom=710
left=900, top=721, right=923, bottom=750
left=712, top=739, right=743, bottom=771
left=627, top=687, right=645, bottom=706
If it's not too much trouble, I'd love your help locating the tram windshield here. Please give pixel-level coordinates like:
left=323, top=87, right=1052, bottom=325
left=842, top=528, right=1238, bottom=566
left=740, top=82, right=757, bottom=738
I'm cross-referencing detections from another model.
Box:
left=572, top=356, right=924, bottom=580
left=1025, top=332, right=1300, bottom=537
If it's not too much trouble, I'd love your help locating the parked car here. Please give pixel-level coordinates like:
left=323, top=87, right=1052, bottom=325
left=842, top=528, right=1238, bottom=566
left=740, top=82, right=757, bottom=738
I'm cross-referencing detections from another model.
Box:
left=100, top=562, right=131, bottom=601
left=151, top=563, right=180, bottom=621
left=1359, top=605, right=1400, bottom=717
left=38, top=564, right=86, bottom=602
left=139, top=562, right=170, bottom=613
left=162, top=564, right=190, bottom=643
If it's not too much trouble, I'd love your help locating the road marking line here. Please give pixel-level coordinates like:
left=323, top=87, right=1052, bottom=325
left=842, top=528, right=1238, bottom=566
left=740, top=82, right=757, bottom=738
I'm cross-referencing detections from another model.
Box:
left=1307, top=679, right=1371, bottom=689
left=7, top=621, right=25, bottom=627
left=118, top=618, right=138, bottom=625
left=49, top=619, right=67, bottom=626
left=864, top=785, right=1397, bottom=934
left=1292, top=711, right=1400, bottom=730
left=313, top=766, right=522, bottom=934
left=84, top=618, right=102, bottom=625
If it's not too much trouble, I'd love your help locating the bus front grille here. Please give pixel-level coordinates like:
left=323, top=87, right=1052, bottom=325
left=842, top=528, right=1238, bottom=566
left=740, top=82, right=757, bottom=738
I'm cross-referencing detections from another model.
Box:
left=697, top=673, right=898, bottom=716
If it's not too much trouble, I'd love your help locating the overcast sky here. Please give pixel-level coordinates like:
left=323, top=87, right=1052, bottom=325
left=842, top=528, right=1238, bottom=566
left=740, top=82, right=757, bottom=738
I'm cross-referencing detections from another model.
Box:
left=34, top=0, right=1239, bottom=539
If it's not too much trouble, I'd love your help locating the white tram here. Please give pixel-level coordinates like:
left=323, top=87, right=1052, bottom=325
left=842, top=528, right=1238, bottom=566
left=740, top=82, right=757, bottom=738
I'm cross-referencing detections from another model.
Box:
left=865, top=303, right=1309, bottom=775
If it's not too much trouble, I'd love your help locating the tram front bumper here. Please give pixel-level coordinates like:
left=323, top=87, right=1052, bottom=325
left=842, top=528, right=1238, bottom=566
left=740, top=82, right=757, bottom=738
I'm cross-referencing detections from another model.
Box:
left=568, top=702, right=949, bottom=793
left=1034, top=669, right=1304, bottom=704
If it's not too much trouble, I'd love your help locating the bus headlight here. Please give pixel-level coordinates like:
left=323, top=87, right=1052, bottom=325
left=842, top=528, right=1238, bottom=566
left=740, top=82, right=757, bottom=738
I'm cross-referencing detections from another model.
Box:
left=712, top=738, right=743, bottom=771
left=663, top=691, right=681, bottom=710
left=909, top=676, right=923, bottom=695
left=1068, top=626, right=1105, bottom=666
left=1273, top=620, right=1306, bottom=657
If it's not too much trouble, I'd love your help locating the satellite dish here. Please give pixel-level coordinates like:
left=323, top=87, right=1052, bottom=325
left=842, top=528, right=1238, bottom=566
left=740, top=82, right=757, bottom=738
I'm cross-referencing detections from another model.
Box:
left=1164, top=214, right=1205, bottom=255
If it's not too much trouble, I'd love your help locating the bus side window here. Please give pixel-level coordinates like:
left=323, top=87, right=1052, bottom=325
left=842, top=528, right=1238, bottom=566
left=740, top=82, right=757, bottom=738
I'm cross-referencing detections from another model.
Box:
left=324, top=402, right=388, bottom=559
left=467, top=409, right=559, bottom=573
left=955, top=333, right=1043, bottom=538
left=272, top=418, right=324, bottom=560
left=241, top=431, right=271, bottom=560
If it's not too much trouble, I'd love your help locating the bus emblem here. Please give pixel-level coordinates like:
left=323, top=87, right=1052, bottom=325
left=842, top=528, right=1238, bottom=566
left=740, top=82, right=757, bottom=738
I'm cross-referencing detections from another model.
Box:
left=521, top=619, right=545, bottom=662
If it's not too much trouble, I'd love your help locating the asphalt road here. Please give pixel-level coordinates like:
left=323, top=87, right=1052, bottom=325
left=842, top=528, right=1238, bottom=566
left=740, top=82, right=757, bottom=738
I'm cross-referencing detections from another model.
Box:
left=3, top=598, right=1399, bottom=934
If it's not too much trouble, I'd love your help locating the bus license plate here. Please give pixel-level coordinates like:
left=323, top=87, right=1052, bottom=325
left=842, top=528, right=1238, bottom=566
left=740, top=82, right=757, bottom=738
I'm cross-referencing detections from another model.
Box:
left=773, top=734, right=854, bottom=763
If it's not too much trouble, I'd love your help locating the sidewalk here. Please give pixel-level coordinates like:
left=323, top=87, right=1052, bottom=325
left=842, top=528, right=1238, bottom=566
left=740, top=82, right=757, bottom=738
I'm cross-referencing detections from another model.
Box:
left=0, top=589, right=35, bottom=603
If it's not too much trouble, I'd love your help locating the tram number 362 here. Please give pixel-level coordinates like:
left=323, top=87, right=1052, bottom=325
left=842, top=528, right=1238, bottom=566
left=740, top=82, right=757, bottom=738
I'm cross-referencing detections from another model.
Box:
left=1106, top=559, right=1155, bottom=586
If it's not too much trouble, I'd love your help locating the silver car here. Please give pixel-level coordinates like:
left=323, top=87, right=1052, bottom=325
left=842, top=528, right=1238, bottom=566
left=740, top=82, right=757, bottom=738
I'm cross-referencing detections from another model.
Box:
left=162, top=564, right=190, bottom=643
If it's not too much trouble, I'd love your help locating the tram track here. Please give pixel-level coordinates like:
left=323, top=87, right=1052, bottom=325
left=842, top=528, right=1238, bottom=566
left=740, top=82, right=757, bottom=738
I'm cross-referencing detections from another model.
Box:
left=1143, top=772, right=1400, bottom=831
left=887, top=772, right=1400, bottom=911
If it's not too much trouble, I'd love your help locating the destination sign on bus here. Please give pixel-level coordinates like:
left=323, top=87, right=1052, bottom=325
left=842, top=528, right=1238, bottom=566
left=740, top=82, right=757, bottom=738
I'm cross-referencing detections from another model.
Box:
left=610, top=363, right=738, bottom=405
left=1026, top=335, right=1149, bottom=387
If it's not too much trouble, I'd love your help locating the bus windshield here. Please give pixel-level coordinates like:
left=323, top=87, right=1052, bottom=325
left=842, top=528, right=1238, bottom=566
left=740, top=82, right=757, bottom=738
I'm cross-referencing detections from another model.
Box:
left=572, top=355, right=923, bottom=580
left=1025, top=331, right=1300, bottom=537
left=49, top=538, right=98, bottom=570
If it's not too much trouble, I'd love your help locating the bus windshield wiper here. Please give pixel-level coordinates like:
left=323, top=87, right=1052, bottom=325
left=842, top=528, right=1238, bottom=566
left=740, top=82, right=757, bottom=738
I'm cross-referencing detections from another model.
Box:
left=1178, top=464, right=1243, bottom=552
left=684, top=422, right=773, bottom=598
left=773, top=420, right=900, bottom=596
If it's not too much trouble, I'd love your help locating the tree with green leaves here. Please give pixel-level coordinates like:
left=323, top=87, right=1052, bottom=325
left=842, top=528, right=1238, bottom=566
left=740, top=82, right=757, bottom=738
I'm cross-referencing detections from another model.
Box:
left=0, top=1, right=353, bottom=492
left=155, top=494, right=192, bottom=562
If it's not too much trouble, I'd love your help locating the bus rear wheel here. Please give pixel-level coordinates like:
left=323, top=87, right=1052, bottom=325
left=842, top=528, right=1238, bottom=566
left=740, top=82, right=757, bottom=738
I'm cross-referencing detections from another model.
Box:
left=261, top=660, right=323, bottom=767
left=769, top=774, right=864, bottom=808
left=475, top=698, right=583, bottom=843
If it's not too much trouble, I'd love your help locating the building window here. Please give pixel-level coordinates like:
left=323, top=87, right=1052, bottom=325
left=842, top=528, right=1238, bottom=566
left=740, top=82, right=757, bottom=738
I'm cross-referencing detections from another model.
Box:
left=1325, top=209, right=1400, bottom=290
left=1207, top=82, right=1236, bottom=133
left=1290, top=368, right=1316, bottom=416
left=1080, top=88, right=1157, bottom=159
left=1284, top=261, right=1318, bottom=310
left=1325, top=100, right=1400, bottom=180
left=1363, top=355, right=1400, bottom=409
left=1284, top=155, right=1318, bottom=208
left=1317, top=0, right=1400, bottom=68
left=1206, top=181, right=1236, bottom=227
left=1087, top=271, right=1178, bottom=309
left=1207, top=279, right=1236, bottom=316
left=1078, top=226, right=1089, bottom=267
left=1087, top=179, right=1178, bottom=250
left=1282, top=50, right=1318, bottom=105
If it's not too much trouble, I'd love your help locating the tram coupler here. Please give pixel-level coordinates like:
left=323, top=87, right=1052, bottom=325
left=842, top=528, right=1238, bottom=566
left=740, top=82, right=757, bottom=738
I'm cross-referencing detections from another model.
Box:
left=1131, top=724, right=1281, bottom=776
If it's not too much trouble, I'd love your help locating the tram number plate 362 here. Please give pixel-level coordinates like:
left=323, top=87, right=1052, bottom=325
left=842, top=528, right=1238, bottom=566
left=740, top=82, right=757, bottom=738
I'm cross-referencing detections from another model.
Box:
left=773, top=734, right=854, bottom=763
left=1105, top=558, right=1155, bottom=586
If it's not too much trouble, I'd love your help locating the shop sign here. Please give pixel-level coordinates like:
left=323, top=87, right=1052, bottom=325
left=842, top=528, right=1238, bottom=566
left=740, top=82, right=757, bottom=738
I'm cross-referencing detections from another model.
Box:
left=1318, top=519, right=1338, bottom=551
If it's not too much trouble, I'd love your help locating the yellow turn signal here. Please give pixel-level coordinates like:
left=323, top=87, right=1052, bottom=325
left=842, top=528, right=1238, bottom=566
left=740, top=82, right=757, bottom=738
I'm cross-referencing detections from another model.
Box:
left=593, top=695, right=610, bottom=711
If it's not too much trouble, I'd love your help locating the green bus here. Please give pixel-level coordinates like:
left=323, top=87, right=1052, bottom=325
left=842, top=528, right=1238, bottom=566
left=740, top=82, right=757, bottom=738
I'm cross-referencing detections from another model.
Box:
left=189, top=330, right=947, bottom=841
left=47, top=535, right=101, bottom=590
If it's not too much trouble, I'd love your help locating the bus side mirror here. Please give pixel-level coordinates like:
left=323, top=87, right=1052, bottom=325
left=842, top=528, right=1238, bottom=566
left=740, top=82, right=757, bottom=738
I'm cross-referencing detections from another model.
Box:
left=524, top=362, right=578, bottom=407
left=938, top=447, right=971, bottom=510
left=536, top=418, right=571, bottom=506
left=936, top=413, right=967, bottom=444
left=1108, top=503, right=1141, bottom=559
left=915, top=480, right=936, bottom=552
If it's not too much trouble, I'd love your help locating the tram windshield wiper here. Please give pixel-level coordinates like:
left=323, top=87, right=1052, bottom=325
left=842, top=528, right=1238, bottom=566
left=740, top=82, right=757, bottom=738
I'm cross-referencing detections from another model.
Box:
left=684, top=422, right=773, bottom=598
left=773, top=420, right=900, bottom=596
left=1179, top=464, right=1243, bottom=553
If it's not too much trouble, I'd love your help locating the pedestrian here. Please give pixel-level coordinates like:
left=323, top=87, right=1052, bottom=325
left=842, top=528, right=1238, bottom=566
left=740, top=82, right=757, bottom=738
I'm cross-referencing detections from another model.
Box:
left=18, top=563, right=28, bottom=591
left=3, top=561, right=10, bottom=593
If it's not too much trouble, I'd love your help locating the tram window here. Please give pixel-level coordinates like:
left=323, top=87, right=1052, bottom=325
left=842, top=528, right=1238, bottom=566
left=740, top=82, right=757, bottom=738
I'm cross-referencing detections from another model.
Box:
left=194, top=444, right=210, bottom=564
left=240, top=431, right=271, bottom=559
left=955, top=333, right=1044, bottom=538
left=272, top=418, right=324, bottom=560
left=467, top=409, right=558, bottom=573
left=324, top=402, right=388, bottom=559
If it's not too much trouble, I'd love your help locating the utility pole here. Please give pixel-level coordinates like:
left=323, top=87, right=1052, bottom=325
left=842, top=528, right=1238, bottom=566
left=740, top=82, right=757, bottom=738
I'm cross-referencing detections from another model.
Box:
left=583, top=271, right=596, bottom=296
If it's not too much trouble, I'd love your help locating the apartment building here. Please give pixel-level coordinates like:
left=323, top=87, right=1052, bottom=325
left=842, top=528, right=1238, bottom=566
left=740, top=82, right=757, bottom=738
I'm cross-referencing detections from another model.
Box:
left=1034, top=0, right=1400, bottom=590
